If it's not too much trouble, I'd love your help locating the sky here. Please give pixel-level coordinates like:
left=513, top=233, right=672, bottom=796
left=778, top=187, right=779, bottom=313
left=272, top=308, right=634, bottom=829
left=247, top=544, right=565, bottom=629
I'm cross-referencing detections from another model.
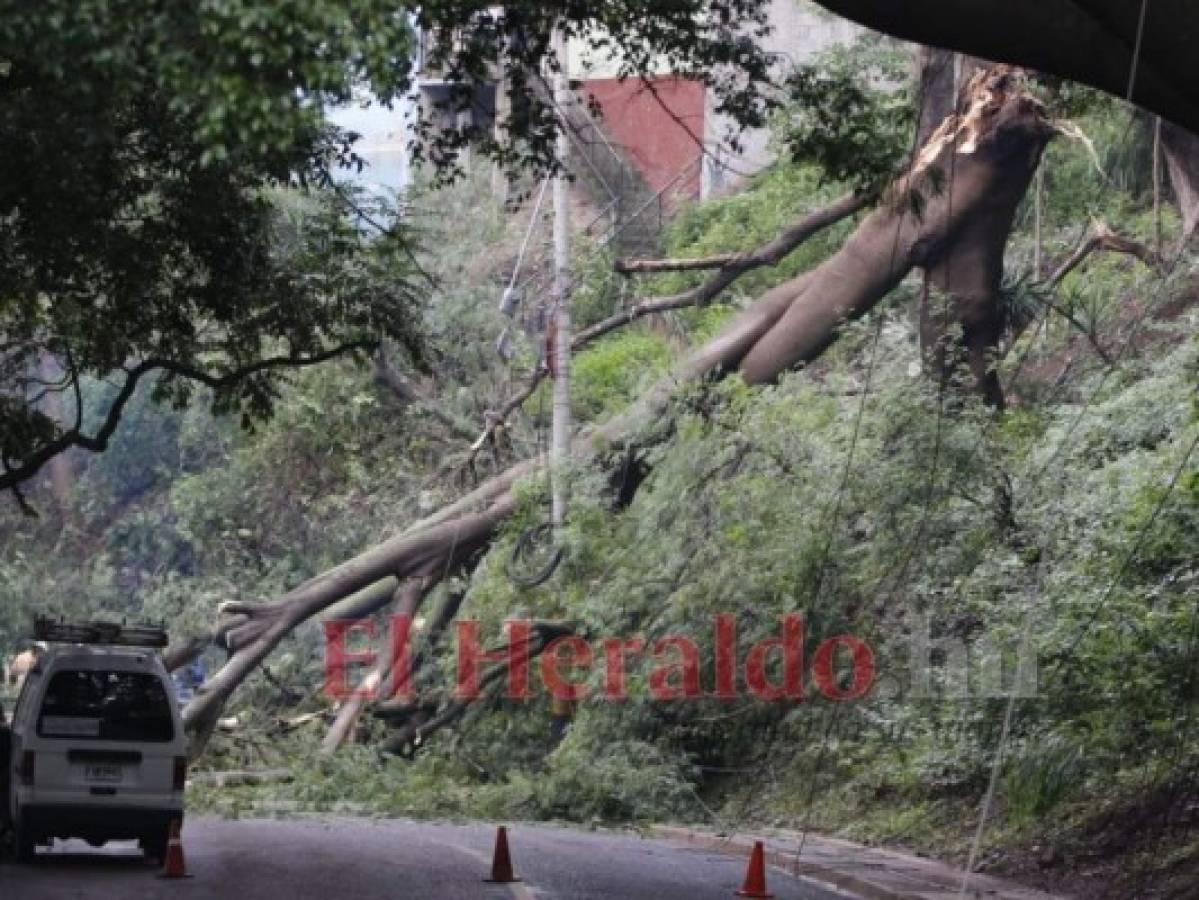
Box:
left=327, top=99, right=413, bottom=196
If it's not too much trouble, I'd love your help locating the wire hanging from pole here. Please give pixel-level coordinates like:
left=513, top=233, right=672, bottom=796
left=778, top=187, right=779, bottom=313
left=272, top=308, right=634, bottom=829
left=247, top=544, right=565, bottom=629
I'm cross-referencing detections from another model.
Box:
left=496, top=178, right=551, bottom=360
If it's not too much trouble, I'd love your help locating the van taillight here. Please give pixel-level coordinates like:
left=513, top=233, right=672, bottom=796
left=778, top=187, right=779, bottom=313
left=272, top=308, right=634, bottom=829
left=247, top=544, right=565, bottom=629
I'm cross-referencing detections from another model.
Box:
left=17, top=751, right=35, bottom=785
left=173, top=756, right=188, bottom=791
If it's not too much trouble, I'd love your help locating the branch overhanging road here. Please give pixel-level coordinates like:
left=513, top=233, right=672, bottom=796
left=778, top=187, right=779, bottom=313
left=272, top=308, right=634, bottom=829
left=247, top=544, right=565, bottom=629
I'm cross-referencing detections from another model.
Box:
left=0, top=817, right=848, bottom=900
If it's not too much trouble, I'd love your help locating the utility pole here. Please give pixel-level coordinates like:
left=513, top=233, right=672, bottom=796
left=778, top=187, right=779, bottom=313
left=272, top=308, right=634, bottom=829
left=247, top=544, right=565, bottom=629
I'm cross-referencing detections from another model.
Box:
left=550, top=27, right=572, bottom=528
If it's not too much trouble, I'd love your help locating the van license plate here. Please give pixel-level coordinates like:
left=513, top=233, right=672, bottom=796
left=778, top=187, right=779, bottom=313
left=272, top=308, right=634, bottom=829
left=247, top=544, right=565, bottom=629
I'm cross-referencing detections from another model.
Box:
left=84, top=764, right=123, bottom=783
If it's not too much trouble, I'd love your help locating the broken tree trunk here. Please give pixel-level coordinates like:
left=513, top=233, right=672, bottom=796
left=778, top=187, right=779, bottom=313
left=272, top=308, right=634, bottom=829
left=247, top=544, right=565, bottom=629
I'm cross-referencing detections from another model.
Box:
left=738, top=69, right=1051, bottom=390
left=182, top=67, right=1055, bottom=756
left=913, top=56, right=1021, bottom=407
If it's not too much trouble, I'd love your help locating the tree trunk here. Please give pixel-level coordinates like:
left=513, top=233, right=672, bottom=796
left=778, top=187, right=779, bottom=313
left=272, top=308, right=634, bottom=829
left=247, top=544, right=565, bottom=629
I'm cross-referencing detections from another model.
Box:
left=1161, top=121, right=1199, bottom=245
left=739, top=69, right=1049, bottom=390
left=183, top=67, right=1054, bottom=755
left=916, top=47, right=958, bottom=149
left=919, top=128, right=1042, bottom=407
left=913, top=52, right=1014, bottom=404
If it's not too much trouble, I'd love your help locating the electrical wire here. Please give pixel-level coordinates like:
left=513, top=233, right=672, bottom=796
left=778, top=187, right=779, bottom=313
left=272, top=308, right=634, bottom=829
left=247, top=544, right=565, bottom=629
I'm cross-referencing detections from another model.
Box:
left=958, top=5, right=1156, bottom=891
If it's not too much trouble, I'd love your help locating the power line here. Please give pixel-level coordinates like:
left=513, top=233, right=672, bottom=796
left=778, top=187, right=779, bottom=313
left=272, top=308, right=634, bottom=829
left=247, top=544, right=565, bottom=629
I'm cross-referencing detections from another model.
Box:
left=958, top=5, right=1157, bottom=889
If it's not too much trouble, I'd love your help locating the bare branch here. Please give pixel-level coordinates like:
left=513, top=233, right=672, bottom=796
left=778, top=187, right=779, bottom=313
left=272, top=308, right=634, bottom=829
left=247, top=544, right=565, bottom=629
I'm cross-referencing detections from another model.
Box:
left=1017, top=219, right=1165, bottom=366
left=320, top=576, right=436, bottom=756
left=463, top=191, right=870, bottom=470
left=1047, top=220, right=1163, bottom=289
left=462, top=367, right=548, bottom=473
left=0, top=342, right=376, bottom=494
left=378, top=621, right=574, bottom=757
left=164, top=635, right=214, bottom=673
left=614, top=255, right=740, bottom=274
left=373, top=350, right=477, bottom=440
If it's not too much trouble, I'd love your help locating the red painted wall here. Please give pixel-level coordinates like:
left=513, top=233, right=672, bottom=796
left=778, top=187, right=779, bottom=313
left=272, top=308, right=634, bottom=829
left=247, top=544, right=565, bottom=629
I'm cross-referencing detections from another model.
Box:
left=582, top=76, right=704, bottom=207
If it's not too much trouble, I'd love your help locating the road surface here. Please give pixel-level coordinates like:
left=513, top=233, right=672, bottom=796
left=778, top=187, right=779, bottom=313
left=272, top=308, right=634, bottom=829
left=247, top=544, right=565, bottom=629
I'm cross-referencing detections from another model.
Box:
left=0, top=816, right=851, bottom=899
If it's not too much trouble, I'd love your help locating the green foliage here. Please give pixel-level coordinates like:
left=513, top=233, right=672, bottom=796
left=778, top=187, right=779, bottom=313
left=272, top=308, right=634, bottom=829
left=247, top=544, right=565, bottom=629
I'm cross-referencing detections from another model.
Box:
left=4, top=30, right=1199, bottom=888
left=1003, top=734, right=1086, bottom=822
left=572, top=332, right=673, bottom=419
left=655, top=160, right=856, bottom=310
left=0, top=0, right=784, bottom=495
left=0, top=0, right=431, bottom=493
left=781, top=34, right=916, bottom=193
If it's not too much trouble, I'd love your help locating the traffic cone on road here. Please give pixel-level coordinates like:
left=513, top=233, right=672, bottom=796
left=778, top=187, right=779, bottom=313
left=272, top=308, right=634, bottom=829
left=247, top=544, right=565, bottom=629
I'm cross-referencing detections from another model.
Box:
left=483, top=826, right=520, bottom=883
left=735, top=840, right=773, bottom=898
left=159, top=819, right=192, bottom=879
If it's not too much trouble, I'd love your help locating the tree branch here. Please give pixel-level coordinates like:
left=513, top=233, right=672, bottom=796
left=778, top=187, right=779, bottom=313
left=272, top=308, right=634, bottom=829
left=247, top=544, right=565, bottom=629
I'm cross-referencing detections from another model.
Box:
left=1046, top=220, right=1164, bottom=288
left=1, top=342, right=376, bottom=495
left=1003, top=221, right=1163, bottom=365
left=614, top=255, right=741, bottom=274
left=320, top=576, right=436, bottom=756
left=462, top=368, right=548, bottom=474
left=378, top=621, right=574, bottom=757
left=462, top=191, right=870, bottom=472
left=1023, top=220, right=1165, bottom=366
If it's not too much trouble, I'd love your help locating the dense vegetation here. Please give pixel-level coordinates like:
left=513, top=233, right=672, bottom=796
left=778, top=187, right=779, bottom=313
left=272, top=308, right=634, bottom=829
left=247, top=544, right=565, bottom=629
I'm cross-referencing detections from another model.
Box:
left=3, top=34, right=1199, bottom=898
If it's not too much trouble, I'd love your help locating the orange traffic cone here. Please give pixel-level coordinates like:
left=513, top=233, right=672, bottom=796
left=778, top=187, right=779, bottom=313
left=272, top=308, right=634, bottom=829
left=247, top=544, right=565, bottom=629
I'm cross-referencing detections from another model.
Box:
left=159, top=819, right=192, bottom=879
left=483, top=825, right=520, bottom=883
left=735, top=840, right=772, bottom=898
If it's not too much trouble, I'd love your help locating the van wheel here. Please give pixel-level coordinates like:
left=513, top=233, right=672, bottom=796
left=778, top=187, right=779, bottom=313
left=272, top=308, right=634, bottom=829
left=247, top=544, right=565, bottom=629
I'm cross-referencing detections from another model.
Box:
left=142, top=832, right=168, bottom=863
left=14, top=820, right=36, bottom=863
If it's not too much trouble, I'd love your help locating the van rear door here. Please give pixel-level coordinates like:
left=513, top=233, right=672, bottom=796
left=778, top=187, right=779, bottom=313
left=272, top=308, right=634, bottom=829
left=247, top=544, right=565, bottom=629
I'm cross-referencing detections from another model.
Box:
left=33, top=667, right=181, bottom=805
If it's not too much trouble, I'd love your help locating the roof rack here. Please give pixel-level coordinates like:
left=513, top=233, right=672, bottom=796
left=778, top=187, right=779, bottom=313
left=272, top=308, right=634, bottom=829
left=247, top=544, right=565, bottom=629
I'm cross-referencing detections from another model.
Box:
left=32, top=616, right=169, bottom=649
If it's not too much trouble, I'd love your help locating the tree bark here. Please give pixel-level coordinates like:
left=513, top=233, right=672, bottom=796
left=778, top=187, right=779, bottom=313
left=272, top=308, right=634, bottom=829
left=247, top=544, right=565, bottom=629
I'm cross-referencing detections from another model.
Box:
left=739, top=69, right=1051, bottom=390
left=913, top=53, right=1013, bottom=404
left=1160, top=121, right=1199, bottom=245
left=182, top=67, right=1054, bottom=755
left=916, top=47, right=957, bottom=149
left=919, top=131, right=1044, bottom=407
left=319, top=577, right=435, bottom=756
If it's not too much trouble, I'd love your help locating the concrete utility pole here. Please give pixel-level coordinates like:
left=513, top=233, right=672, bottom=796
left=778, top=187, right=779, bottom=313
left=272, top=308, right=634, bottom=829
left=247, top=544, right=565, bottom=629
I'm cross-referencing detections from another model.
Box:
left=550, top=27, right=572, bottom=528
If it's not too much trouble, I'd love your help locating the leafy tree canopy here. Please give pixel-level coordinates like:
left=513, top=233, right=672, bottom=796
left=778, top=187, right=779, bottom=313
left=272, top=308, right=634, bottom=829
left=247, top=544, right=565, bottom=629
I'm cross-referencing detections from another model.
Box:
left=0, top=0, right=424, bottom=500
left=0, top=0, right=776, bottom=502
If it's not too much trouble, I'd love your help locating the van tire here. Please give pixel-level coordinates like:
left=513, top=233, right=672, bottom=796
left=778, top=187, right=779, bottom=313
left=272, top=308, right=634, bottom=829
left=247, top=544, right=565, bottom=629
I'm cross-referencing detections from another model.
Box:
left=142, top=831, right=168, bottom=863
left=14, top=819, right=36, bottom=863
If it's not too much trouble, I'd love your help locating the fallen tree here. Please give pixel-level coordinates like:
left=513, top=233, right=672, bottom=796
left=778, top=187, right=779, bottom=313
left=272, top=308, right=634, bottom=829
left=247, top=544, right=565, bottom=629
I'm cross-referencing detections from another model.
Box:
left=182, top=68, right=1057, bottom=755
left=463, top=189, right=872, bottom=475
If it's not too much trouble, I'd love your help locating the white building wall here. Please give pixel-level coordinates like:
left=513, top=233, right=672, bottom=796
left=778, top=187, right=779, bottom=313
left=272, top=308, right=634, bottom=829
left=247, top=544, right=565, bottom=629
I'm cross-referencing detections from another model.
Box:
left=702, top=0, right=859, bottom=198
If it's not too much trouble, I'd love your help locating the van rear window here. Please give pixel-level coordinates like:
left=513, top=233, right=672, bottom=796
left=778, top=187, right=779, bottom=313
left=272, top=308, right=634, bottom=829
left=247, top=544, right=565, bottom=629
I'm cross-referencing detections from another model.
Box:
left=38, top=670, right=174, bottom=742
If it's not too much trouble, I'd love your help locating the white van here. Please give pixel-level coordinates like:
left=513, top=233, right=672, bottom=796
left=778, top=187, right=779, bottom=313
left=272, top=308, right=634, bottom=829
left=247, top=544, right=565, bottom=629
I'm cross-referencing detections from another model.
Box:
left=5, top=620, right=187, bottom=862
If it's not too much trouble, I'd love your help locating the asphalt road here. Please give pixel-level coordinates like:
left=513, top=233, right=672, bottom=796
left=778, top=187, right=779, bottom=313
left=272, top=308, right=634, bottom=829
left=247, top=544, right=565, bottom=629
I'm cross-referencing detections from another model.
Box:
left=0, top=816, right=851, bottom=899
